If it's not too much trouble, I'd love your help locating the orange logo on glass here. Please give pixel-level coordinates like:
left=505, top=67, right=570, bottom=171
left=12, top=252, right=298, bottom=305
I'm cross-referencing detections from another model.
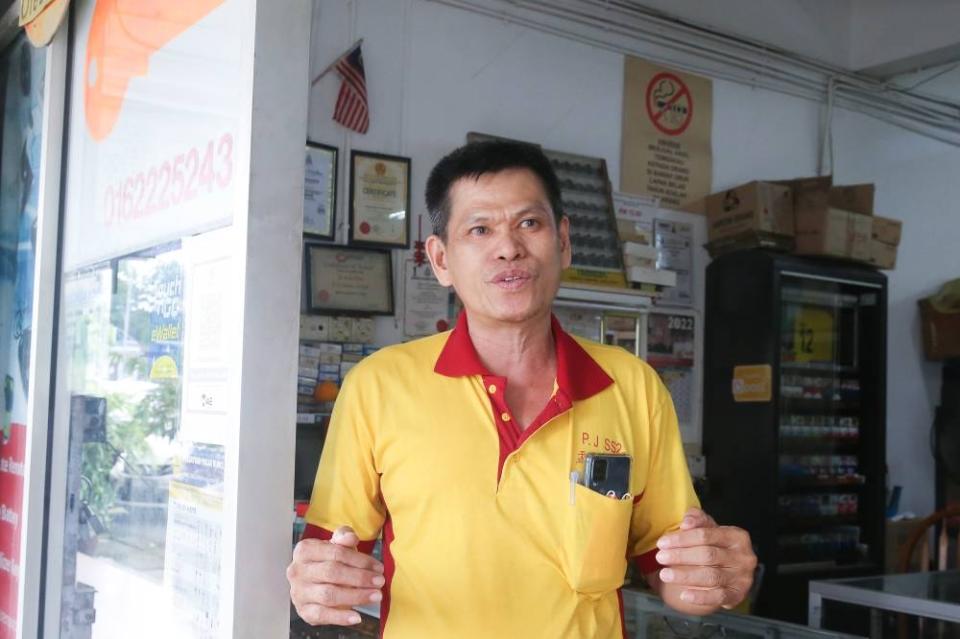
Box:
left=84, top=0, right=225, bottom=141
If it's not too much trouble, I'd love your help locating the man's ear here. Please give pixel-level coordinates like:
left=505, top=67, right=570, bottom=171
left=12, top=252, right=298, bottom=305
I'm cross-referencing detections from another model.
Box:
left=558, top=215, right=572, bottom=270
left=425, top=234, right=453, bottom=287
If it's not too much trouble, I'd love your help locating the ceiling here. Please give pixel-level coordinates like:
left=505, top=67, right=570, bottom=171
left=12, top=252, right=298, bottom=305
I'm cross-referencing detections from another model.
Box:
left=629, top=0, right=960, bottom=79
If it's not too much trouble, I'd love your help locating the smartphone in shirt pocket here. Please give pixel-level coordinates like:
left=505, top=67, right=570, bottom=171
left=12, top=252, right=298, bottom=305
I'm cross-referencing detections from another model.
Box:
left=583, top=453, right=632, bottom=500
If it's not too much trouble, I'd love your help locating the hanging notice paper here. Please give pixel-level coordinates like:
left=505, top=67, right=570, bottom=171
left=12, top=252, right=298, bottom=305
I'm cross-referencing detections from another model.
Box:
left=403, top=260, right=452, bottom=338
left=621, top=57, right=713, bottom=210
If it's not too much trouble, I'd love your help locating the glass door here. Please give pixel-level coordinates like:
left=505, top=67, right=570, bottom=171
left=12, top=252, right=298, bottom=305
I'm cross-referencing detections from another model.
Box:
left=55, top=246, right=198, bottom=637
left=42, top=1, right=313, bottom=636
left=776, top=273, right=884, bottom=571
left=45, top=1, right=250, bottom=636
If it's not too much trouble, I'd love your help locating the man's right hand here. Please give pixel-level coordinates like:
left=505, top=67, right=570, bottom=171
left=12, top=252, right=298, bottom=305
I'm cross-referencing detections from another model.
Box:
left=287, top=525, right=385, bottom=626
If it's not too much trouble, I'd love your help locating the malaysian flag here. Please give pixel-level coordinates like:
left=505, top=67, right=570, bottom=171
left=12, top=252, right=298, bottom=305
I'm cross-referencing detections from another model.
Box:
left=332, top=46, right=369, bottom=134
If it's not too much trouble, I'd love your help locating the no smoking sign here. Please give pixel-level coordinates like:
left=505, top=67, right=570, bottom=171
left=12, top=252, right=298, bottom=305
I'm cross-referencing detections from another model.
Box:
left=645, top=72, right=693, bottom=136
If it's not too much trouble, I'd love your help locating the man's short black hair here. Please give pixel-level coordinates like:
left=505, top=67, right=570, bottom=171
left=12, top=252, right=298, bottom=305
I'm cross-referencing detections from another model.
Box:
left=425, top=140, right=563, bottom=239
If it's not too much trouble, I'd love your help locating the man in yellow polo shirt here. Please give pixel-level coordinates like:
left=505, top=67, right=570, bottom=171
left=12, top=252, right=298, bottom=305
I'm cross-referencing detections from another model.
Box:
left=287, top=140, right=756, bottom=637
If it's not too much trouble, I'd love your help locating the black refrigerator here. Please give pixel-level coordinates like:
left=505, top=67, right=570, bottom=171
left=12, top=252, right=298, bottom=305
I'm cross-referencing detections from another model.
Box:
left=702, top=250, right=887, bottom=623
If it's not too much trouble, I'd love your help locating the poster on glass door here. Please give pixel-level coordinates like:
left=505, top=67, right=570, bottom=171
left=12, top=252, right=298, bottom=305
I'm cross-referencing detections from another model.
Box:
left=0, top=36, right=45, bottom=637
left=62, top=0, right=247, bottom=272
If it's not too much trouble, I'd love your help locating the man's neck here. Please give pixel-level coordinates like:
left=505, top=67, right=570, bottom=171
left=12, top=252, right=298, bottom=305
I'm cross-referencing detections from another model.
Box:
left=466, top=311, right=556, bottom=379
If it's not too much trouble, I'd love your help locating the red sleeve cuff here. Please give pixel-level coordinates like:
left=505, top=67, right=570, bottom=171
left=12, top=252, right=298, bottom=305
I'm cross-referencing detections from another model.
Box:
left=301, top=524, right=377, bottom=554
left=633, top=547, right=663, bottom=575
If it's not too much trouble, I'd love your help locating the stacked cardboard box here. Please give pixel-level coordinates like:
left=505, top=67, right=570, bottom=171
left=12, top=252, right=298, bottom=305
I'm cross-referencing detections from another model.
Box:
left=704, top=181, right=795, bottom=257
left=789, top=179, right=902, bottom=270
left=869, top=216, right=902, bottom=269
left=704, top=176, right=902, bottom=270
left=787, top=178, right=874, bottom=262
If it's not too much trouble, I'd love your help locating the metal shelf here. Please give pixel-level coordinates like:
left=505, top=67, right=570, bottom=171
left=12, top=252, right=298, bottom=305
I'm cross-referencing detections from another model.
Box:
left=554, top=284, right=653, bottom=312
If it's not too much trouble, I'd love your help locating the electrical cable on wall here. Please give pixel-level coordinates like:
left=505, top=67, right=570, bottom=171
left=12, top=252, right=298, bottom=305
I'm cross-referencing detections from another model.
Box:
left=818, top=77, right=836, bottom=177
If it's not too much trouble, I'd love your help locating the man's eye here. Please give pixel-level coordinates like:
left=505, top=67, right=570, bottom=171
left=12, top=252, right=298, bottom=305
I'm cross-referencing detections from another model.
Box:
left=469, top=226, right=488, bottom=236
left=520, top=219, right=539, bottom=229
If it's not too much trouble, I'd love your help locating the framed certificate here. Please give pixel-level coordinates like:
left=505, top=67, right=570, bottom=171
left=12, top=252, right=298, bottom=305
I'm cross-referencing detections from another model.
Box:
left=303, top=142, right=338, bottom=240
left=305, top=244, right=394, bottom=315
left=349, top=150, right=411, bottom=248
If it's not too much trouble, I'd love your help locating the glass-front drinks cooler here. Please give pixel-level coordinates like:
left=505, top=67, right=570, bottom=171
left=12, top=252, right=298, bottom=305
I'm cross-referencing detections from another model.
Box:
left=702, top=250, right=887, bottom=624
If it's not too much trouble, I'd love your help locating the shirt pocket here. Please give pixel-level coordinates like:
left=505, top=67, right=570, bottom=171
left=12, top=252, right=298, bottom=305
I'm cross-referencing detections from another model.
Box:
left=562, top=483, right=632, bottom=595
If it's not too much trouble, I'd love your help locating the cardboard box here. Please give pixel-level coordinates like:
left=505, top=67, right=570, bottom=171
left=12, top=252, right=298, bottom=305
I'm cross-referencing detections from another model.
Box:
left=776, top=175, right=832, bottom=217
left=919, top=282, right=960, bottom=360
left=776, top=176, right=876, bottom=220
left=844, top=212, right=873, bottom=262
left=705, top=181, right=794, bottom=242
left=828, top=183, right=874, bottom=215
left=794, top=207, right=871, bottom=262
left=872, top=215, right=902, bottom=245
left=795, top=208, right=846, bottom=257
left=704, top=231, right=794, bottom=259
left=868, top=239, right=898, bottom=269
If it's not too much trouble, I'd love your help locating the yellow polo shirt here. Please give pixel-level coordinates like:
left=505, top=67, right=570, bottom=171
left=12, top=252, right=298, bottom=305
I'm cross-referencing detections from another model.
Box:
left=304, top=312, right=698, bottom=638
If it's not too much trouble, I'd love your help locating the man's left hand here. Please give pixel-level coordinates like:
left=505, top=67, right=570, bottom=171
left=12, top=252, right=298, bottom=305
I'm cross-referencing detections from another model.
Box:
left=651, top=508, right=757, bottom=614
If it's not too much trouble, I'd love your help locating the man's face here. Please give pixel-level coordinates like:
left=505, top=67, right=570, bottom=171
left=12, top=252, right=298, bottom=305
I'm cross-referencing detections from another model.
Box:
left=426, top=168, right=571, bottom=326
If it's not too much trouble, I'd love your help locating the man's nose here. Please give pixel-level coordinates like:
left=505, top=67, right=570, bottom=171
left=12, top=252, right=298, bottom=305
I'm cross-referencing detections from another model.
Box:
left=495, top=229, right=526, bottom=261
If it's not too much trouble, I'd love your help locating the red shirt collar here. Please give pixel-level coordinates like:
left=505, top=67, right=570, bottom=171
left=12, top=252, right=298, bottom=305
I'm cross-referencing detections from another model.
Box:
left=434, top=311, right=613, bottom=401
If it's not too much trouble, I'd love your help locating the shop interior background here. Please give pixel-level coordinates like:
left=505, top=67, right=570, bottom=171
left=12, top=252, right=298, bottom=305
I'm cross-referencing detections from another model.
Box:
left=309, top=0, right=960, bottom=520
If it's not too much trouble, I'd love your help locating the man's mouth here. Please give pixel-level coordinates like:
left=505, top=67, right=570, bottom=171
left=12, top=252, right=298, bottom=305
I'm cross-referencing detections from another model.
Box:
left=491, top=270, right=532, bottom=288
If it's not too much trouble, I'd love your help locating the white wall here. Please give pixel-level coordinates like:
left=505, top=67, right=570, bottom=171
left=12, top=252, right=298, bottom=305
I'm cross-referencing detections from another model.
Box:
left=309, top=0, right=953, bottom=517
left=832, top=109, right=960, bottom=519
